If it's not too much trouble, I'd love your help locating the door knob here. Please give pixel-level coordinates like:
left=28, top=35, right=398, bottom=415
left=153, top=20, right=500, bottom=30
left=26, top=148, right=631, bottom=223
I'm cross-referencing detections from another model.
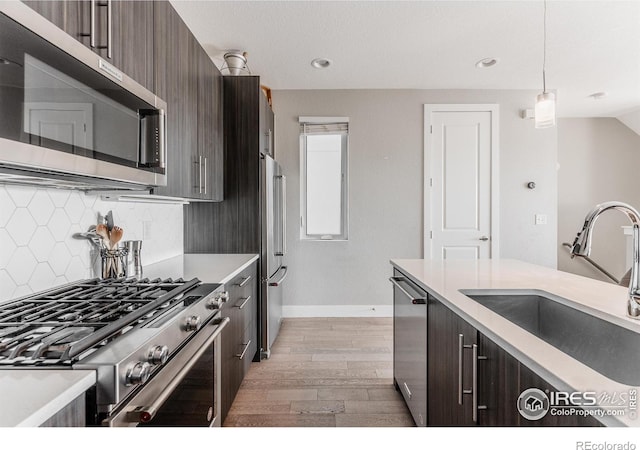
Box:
left=479, top=236, right=489, bottom=241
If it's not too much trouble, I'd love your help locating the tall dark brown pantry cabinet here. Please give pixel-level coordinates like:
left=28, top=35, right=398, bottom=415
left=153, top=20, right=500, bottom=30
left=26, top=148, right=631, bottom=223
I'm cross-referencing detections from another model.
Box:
left=184, top=76, right=273, bottom=253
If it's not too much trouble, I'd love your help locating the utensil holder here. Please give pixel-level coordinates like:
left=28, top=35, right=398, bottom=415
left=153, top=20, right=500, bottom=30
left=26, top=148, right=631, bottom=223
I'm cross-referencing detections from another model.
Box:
left=100, top=247, right=128, bottom=279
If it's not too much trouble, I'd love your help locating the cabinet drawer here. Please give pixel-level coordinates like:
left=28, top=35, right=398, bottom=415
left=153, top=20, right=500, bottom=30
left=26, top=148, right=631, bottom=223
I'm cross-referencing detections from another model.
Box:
left=239, top=321, right=257, bottom=376
left=229, top=292, right=255, bottom=330
left=229, top=266, right=256, bottom=299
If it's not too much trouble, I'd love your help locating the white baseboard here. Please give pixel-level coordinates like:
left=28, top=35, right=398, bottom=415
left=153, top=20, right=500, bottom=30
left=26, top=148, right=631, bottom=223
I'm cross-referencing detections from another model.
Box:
left=282, top=305, right=393, bottom=318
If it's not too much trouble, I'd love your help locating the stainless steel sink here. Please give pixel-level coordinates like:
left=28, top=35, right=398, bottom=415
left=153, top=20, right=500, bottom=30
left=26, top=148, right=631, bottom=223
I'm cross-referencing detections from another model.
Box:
left=460, top=289, right=640, bottom=386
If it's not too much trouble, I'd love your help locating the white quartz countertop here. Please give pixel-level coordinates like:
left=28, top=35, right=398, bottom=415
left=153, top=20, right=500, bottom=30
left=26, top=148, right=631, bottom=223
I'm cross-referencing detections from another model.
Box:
left=0, top=370, right=96, bottom=427
left=143, top=253, right=259, bottom=284
left=390, top=258, right=640, bottom=427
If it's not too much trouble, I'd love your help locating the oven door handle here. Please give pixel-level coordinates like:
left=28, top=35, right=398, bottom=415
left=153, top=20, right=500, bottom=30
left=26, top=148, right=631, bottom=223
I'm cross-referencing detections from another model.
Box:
left=120, top=317, right=230, bottom=425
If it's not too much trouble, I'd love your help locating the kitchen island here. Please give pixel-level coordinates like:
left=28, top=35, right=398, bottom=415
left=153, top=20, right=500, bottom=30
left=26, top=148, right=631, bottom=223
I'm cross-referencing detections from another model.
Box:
left=391, top=258, right=640, bottom=427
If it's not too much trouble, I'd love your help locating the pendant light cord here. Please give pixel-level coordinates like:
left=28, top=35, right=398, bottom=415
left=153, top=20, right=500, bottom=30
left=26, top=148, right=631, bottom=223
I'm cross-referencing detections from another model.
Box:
left=543, top=0, right=547, bottom=93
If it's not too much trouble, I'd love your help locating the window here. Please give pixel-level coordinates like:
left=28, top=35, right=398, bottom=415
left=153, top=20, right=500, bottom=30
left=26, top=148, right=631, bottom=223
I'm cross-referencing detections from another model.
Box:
left=299, top=117, right=349, bottom=240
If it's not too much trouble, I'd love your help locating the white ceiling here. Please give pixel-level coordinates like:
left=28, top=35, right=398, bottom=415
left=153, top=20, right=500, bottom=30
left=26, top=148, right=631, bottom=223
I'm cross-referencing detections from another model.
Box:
left=170, top=0, right=640, bottom=118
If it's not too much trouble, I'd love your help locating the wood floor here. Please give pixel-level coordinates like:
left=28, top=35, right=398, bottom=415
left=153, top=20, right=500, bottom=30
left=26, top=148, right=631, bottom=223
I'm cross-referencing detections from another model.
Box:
left=223, top=317, right=414, bottom=427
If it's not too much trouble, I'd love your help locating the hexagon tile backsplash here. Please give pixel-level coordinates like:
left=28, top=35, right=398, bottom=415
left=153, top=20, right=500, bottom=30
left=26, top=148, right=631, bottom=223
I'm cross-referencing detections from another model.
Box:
left=0, top=184, right=184, bottom=302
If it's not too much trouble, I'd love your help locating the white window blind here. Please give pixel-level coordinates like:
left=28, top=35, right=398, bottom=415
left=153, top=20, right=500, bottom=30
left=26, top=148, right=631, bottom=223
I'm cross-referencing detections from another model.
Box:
left=299, top=117, right=349, bottom=241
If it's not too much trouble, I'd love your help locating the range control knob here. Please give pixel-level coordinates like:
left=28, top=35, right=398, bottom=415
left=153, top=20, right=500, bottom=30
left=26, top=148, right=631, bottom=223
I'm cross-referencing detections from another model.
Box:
left=147, top=345, right=169, bottom=365
left=206, top=298, right=220, bottom=310
left=125, top=362, right=152, bottom=386
left=185, top=315, right=201, bottom=332
left=217, top=291, right=229, bottom=303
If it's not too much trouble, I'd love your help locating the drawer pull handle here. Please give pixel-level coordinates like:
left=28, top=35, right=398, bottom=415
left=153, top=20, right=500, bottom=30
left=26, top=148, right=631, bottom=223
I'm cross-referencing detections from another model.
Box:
left=237, top=276, right=252, bottom=287
left=236, top=340, right=252, bottom=360
left=235, top=296, right=251, bottom=310
left=402, top=382, right=412, bottom=400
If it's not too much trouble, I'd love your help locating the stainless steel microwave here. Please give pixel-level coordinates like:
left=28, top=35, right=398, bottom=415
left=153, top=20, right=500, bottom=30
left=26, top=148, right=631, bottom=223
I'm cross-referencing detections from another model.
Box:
left=0, top=2, right=167, bottom=189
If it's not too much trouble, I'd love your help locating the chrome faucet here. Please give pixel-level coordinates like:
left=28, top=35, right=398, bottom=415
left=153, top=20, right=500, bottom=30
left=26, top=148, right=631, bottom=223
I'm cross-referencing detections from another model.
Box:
left=570, top=201, right=640, bottom=319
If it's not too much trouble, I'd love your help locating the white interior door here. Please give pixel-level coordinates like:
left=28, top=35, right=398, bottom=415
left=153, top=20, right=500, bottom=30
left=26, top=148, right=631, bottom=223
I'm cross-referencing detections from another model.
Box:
left=425, top=105, right=498, bottom=260
left=24, top=102, right=93, bottom=150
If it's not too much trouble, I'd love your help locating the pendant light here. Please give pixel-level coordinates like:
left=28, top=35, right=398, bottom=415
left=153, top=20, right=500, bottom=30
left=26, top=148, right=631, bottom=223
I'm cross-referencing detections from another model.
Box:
left=535, top=0, right=556, bottom=129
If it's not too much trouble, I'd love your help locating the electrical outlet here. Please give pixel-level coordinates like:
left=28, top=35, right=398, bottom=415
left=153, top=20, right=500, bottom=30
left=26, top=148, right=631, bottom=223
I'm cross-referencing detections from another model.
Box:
left=535, top=214, right=547, bottom=225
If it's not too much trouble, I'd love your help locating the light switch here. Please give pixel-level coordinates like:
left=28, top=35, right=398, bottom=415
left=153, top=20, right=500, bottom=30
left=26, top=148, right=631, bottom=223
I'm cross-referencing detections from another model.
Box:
left=535, top=214, right=547, bottom=225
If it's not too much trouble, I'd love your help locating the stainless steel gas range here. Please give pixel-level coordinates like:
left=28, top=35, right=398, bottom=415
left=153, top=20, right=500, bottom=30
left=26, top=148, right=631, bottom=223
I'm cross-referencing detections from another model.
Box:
left=0, top=277, right=229, bottom=427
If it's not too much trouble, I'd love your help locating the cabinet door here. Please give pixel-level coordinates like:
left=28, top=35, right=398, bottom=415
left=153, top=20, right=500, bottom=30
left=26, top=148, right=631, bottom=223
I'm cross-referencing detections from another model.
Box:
left=24, top=1, right=153, bottom=89
left=392, top=271, right=427, bottom=426
left=477, top=333, right=520, bottom=426
left=518, top=364, right=603, bottom=427
left=197, top=44, right=223, bottom=201
left=153, top=2, right=197, bottom=199
left=220, top=302, right=240, bottom=424
left=23, top=1, right=91, bottom=48
left=427, top=298, right=477, bottom=426
left=110, top=0, right=154, bottom=90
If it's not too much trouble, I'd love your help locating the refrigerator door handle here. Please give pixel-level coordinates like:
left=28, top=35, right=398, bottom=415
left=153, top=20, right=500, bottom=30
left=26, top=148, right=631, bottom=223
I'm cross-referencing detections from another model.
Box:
left=275, top=174, right=286, bottom=256
left=268, top=266, right=288, bottom=287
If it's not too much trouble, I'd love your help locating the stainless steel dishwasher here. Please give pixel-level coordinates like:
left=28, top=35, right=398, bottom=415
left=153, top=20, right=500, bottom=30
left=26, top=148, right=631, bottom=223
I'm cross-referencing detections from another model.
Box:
left=391, top=269, right=428, bottom=426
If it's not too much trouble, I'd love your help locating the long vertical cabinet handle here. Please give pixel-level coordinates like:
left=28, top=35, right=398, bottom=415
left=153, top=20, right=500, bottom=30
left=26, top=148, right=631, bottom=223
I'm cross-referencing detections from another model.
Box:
left=472, top=344, right=488, bottom=423
left=106, top=0, right=112, bottom=58
left=204, top=157, right=208, bottom=195
left=458, top=333, right=473, bottom=405
left=90, top=0, right=97, bottom=48
left=198, top=155, right=203, bottom=194
left=458, top=334, right=464, bottom=404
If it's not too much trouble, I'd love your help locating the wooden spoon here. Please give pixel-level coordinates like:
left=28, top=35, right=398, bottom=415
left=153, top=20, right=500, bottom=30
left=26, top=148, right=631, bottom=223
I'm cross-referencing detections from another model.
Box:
left=96, top=224, right=110, bottom=248
left=110, top=226, right=124, bottom=276
left=110, top=226, right=124, bottom=250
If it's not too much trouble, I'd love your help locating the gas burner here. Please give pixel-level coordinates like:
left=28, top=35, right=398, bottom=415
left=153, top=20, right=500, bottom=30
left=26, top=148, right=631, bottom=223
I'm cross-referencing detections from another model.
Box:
left=0, top=277, right=201, bottom=365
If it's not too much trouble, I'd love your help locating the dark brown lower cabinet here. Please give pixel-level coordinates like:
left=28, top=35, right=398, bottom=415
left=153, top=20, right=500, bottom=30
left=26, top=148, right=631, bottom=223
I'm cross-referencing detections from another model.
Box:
left=40, top=392, right=87, bottom=427
left=421, top=294, right=603, bottom=427
left=476, top=333, right=521, bottom=426
left=427, top=297, right=477, bottom=426
left=220, top=261, right=258, bottom=424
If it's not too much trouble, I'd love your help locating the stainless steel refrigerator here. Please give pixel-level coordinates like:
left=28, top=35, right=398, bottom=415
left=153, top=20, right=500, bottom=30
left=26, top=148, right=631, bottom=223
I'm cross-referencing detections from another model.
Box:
left=260, top=154, right=287, bottom=358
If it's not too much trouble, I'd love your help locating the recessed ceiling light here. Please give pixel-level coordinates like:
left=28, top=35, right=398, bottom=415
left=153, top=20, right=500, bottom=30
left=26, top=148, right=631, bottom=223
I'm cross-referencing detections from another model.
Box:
left=311, top=58, right=332, bottom=69
left=589, top=92, right=607, bottom=100
left=475, top=58, right=499, bottom=68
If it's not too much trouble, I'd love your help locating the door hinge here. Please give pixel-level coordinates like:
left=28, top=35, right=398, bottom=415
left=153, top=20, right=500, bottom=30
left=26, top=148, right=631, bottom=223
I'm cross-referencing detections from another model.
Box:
left=430, top=231, right=433, bottom=239
left=429, top=178, right=433, bottom=187
left=430, top=125, right=433, bottom=134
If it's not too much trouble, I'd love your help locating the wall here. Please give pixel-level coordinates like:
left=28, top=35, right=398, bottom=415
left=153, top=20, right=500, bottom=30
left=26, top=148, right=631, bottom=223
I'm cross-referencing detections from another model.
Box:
left=0, top=184, right=183, bottom=302
left=272, top=89, right=557, bottom=316
left=557, top=118, right=640, bottom=283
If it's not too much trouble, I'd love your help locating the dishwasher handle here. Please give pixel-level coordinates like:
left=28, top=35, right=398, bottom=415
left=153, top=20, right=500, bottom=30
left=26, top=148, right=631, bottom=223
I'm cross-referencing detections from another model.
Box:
left=389, top=276, right=427, bottom=304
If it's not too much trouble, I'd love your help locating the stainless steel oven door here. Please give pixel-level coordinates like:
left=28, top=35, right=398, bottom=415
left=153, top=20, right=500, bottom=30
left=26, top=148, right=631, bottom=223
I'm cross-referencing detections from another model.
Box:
left=103, top=316, right=229, bottom=427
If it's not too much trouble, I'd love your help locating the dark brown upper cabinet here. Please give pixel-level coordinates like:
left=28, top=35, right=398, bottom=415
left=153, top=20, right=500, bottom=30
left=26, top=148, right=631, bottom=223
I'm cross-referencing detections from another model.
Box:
left=23, top=1, right=155, bottom=91
left=152, top=1, right=223, bottom=201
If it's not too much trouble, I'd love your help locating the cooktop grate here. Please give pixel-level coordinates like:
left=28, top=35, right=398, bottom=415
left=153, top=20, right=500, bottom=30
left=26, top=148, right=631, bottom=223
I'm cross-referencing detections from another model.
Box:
left=0, top=277, right=201, bottom=366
